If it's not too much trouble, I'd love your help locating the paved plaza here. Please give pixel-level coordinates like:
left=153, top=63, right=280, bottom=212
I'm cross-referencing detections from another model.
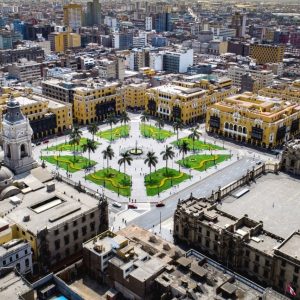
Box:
left=33, top=113, right=275, bottom=232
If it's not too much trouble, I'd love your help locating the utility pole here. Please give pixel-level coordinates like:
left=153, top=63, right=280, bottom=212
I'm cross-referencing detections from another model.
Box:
left=159, top=211, right=161, bottom=234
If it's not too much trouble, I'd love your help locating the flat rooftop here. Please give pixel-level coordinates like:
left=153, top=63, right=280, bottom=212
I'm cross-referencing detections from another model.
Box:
left=151, top=84, right=206, bottom=97
left=219, top=172, right=300, bottom=238
left=277, top=232, right=300, bottom=259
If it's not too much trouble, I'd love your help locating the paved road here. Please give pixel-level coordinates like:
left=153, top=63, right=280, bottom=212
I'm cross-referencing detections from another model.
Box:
left=127, top=157, right=261, bottom=230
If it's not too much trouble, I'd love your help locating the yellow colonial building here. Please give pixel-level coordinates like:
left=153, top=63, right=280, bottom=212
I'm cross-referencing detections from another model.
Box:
left=259, top=80, right=300, bottom=103
left=0, top=87, right=73, bottom=139
left=206, top=92, right=300, bottom=148
left=124, top=82, right=148, bottom=110
left=73, top=82, right=126, bottom=125
left=145, top=80, right=237, bottom=124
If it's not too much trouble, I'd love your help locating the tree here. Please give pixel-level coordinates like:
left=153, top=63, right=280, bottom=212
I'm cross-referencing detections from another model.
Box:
left=102, top=145, right=114, bottom=173
left=69, top=127, right=82, bottom=161
left=88, top=123, right=98, bottom=141
left=161, top=146, right=175, bottom=175
left=140, top=112, right=149, bottom=135
left=179, top=140, right=189, bottom=168
left=144, top=151, right=158, bottom=180
left=82, top=139, right=97, bottom=167
left=155, top=118, right=165, bottom=140
left=188, top=125, right=201, bottom=152
left=120, top=112, right=130, bottom=126
left=106, top=114, right=118, bottom=142
left=118, top=151, right=133, bottom=180
left=173, top=119, right=183, bottom=146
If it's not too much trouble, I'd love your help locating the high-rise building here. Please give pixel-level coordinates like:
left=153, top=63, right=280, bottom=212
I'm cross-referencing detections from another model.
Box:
left=155, top=12, right=173, bottom=33
left=249, top=44, right=285, bottom=64
left=145, top=16, right=153, bottom=31
left=112, top=32, right=133, bottom=50
left=0, top=30, right=22, bottom=50
left=63, top=4, right=83, bottom=31
left=49, top=31, right=81, bottom=53
left=231, top=12, right=247, bottom=38
left=163, top=49, right=193, bottom=73
left=86, top=0, right=101, bottom=26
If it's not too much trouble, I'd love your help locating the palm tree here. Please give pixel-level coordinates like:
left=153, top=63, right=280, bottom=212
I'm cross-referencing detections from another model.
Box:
left=188, top=125, right=201, bottom=152
left=160, top=146, right=175, bottom=175
left=82, top=139, right=97, bottom=167
left=173, top=119, right=183, bottom=146
left=140, top=112, right=149, bottom=135
left=179, top=140, right=189, bottom=168
left=118, top=151, right=133, bottom=180
left=120, top=112, right=130, bottom=137
left=144, top=151, right=158, bottom=181
left=106, top=114, right=118, bottom=142
left=69, top=127, right=82, bottom=161
left=102, top=145, right=114, bottom=173
left=155, top=118, right=165, bottom=140
left=88, top=123, right=98, bottom=141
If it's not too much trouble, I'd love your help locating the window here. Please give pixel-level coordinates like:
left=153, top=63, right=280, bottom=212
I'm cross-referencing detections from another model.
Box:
left=90, top=222, right=95, bottom=231
left=54, top=229, right=59, bottom=236
left=55, top=239, right=60, bottom=250
left=82, top=216, right=86, bottom=222
left=22, top=231, right=25, bottom=236
left=25, top=258, right=29, bottom=267
left=205, top=240, right=209, bottom=247
left=3, top=260, right=6, bottom=265
left=255, top=255, right=259, bottom=262
left=245, top=250, right=250, bottom=257
left=64, top=235, right=70, bottom=245
left=206, top=230, right=210, bottom=237
left=64, top=224, right=69, bottom=231
left=90, top=212, right=94, bottom=219
left=265, top=260, right=270, bottom=267
left=215, top=235, right=218, bottom=241
left=293, top=275, right=298, bottom=284
left=73, top=220, right=77, bottom=227
left=82, top=226, right=87, bottom=236
left=10, top=257, right=12, bottom=262
left=295, top=266, right=299, bottom=274
left=16, top=254, right=19, bottom=259
left=73, top=230, right=78, bottom=240
left=253, top=265, right=259, bottom=273
left=198, top=227, right=202, bottom=233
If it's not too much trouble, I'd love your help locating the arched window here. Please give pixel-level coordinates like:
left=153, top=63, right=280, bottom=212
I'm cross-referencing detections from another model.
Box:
left=20, top=144, right=27, bottom=158
left=243, top=127, right=247, bottom=134
left=229, top=123, right=233, bottom=130
left=225, top=122, right=229, bottom=129
left=234, top=124, right=237, bottom=131
left=238, top=126, right=242, bottom=133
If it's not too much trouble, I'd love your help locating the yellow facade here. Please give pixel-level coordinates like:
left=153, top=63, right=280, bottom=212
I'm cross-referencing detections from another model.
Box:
left=63, top=4, right=83, bottom=29
left=73, top=83, right=126, bottom=125
left=50, top=32, right=81, bottom=53
left=0, top=88, right=73, bottom=139
left=124, top=83, right=148, bottom=109
left=206, top=92, right=300, bottom=148
left=249, top=44, right=285, bottom=64
left=259, top=81, right=300, bottom=103
left=145, top=80, right=237, bottom=124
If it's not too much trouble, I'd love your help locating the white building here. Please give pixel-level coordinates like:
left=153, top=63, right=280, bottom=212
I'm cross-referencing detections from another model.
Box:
left=0, top=239, right=32, bottom=275
left=149, top=52, right=163, bottom=71
left=145, top=16, right=153, bottom=31
left=228, top=66, right=274, bottom=88
left=104, top=16, right=117, bottom=30
left=163, top=49, right=194, bottom=73
left=132, top=32, right=147, bottom=48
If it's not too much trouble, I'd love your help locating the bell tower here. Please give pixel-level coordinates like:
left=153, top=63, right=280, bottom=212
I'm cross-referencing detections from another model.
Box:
left=2, top=96, right=37, bottom=174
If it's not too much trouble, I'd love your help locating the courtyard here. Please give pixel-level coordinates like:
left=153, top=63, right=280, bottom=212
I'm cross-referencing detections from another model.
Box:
left=34, top=113, right=237, bottom=203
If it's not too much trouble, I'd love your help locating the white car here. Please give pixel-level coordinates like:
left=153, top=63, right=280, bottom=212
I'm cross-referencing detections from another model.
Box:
left=112, top=202, right=122, bottom=208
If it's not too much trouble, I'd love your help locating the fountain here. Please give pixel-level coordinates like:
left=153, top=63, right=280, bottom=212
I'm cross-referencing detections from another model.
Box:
left=129, top=141, right=143, bottom=156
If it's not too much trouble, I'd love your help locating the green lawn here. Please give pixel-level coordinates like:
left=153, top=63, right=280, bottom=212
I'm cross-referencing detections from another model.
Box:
left=96, top=125, right=130, bottom=141
left=172, top=137, right=223, bottom=151
left=86, top=168, right=131, bottom=197
left=144, top=168, right=191, bottom=196
left=43, top=138, right=100, bottom=152
left=140, top=124, right=174, bottom=141
left=177, top=154, right=231, bottom=172
left=41, top=155, right=96, bottom=173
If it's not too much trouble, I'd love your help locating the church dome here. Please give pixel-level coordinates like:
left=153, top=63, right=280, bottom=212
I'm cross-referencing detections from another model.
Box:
left=0, top=166, right=14, bottom=183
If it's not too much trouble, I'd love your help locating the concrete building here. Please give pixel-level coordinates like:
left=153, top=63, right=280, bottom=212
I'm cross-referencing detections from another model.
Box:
left=163, top=49, right=193, bottom=73
left=146, top=80, right=236, bottom=124
left=7, top=59, right=41, bottom=82
left=231, top=12, right=247, bottom=38
left=63, top=4, right=83, bottom=31
left=129, top=48, right=149, bottom=71
left=0, top=30, right=22, bottom=49
left=249, top=44, right=285, bottom=65
left=0, top=46, right=44, bottom=66
left=112, top=33, right=133, bottom=50
left=149, top=52, right=163, bottom=71
left=228, top=66, right=273, bottom=89
left=0, top=239, right=32, bottom=275
left=281, top=139, right=300, bottom=176
left=145, top=16, right=153, bottom=31
left=86, top=0, right=101, bottom=27
left=1, top=169, right=108, bottom=273
left=206, top=92, right=300, bottom=148
left=173, top=167, right=300, bottom=298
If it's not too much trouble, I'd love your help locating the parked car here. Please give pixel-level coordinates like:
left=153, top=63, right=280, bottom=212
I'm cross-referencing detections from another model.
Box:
left=43, top=140, right=49, bottom=144
left=112, top=202, right=122, bottom=208
left=36, top=142, right=41, bottom=146
left=128, top=204, right=137, bottom=209
left=156, top=201, right=165, bottom=207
